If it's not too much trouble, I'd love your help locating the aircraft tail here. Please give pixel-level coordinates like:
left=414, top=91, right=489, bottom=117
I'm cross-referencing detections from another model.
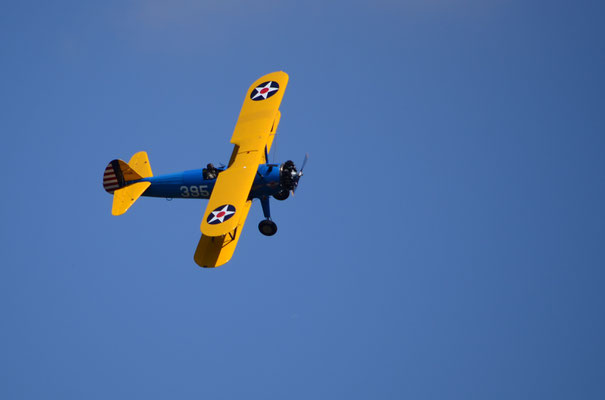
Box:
left=102, top=151, right=153, bottom=215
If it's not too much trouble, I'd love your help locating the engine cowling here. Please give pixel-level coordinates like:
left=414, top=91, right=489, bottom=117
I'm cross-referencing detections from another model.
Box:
left=279, top=160, right=298, bottom=192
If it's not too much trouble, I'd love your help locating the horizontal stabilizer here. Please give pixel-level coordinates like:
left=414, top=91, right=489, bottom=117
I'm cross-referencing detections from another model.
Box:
left=112, top=181, right=151, bottom=216
left=128, top=151, right=153, bottom=178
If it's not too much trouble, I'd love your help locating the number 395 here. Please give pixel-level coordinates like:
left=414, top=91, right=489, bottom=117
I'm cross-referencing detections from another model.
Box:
left=180, top=185, right=209, bottom=197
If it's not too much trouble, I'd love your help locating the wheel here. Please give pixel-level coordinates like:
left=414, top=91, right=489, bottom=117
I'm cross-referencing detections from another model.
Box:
left=273, top=190, right=289, bottom=201
left=258, top=219, right=278, bottom=236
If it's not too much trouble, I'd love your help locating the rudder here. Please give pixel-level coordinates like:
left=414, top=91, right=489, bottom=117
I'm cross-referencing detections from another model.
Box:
left=102, top=151, right=153, bottom=193
left=103, top=160, right=127, bottom=194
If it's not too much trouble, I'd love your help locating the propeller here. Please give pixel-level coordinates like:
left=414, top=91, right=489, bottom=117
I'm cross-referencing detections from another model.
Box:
left=293, top=153, right=309, bottom=194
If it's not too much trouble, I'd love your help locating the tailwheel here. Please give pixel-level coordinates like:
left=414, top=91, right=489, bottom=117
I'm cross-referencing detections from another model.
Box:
left=258, top=219, right=277, bottom=236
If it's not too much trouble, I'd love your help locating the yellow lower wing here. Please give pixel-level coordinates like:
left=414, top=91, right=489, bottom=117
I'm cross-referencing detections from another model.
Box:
left=194, top=200, right=252, bottom=268
left=200, top=150, right=261, bottom=236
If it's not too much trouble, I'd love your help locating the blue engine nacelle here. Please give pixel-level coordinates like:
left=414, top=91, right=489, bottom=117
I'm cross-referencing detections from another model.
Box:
left=249, top=160, right=300, bottom=200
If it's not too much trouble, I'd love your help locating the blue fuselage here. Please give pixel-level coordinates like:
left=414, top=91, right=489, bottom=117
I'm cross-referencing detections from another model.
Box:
left=136, top=163, right=282, bottom=200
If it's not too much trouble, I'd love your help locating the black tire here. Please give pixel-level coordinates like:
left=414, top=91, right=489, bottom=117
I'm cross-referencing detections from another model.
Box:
left=258, top=219, right=278, bottom=236
left=273, top=190, right=289, bottom=201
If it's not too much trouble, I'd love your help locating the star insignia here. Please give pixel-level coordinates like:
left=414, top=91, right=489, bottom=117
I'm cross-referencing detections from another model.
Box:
left=207, top=204, right=236, bottom=225
left=250, top=81, right=279, bottom=101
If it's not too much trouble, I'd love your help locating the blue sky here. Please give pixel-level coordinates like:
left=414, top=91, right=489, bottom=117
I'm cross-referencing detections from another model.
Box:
left=1, top=0, right=604, bottom=398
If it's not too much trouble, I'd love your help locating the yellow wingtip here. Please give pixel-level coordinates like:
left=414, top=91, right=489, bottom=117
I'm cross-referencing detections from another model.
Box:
left=194, top=200, right=252, bottom=268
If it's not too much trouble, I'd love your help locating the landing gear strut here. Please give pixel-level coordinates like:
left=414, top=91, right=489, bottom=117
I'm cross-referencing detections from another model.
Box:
left=258, top=196, right=278, bottom=236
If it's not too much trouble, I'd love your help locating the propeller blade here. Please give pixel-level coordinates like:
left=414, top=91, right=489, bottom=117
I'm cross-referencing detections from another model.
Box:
left=293, top=154, right=308, bottom=193
left=300, top=153, right=309, bottom=173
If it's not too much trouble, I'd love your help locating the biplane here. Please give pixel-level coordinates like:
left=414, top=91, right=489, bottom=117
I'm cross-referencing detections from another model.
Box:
left=102, top=71, right=306, bottom=268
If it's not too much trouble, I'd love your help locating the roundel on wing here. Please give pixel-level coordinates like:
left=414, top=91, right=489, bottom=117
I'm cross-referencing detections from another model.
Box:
left=250, top=81, right=279, bottom=101
left=207, top=204, right=237, bottom=225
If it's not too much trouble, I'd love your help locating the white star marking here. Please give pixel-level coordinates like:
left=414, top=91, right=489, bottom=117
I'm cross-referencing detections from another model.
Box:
left=251, top=81, right=279, bottom=100
left=207, top=205, right=236, bottom=224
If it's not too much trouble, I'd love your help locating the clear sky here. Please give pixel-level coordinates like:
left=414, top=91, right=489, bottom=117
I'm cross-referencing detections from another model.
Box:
left=1, top=0, right=604, bottom=398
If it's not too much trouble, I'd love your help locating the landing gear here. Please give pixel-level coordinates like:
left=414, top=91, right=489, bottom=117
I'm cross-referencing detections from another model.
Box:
left=273, top=190, right=289, bottom=201
left=258, top=196, right=278, bottom=236
left=258, top=219, right=277, bottom=236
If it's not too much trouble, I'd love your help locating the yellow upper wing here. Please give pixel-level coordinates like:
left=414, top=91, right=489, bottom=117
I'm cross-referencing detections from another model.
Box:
left=227, top=110, right=281, bottom=166
left=200, top=71, right=289, bottom=237
left=230, top=72, right=288, bottom=150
